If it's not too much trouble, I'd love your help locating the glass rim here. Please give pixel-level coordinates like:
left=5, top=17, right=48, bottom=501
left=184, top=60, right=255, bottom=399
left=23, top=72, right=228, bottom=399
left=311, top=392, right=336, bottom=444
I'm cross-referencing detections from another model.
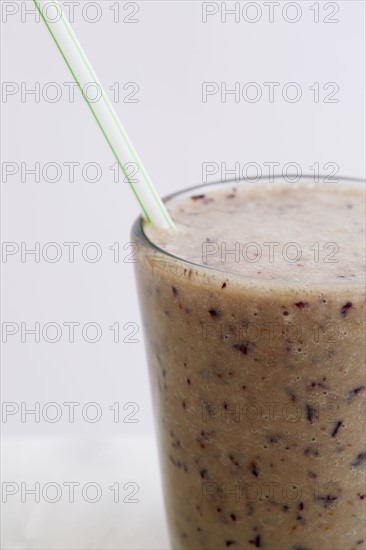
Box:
left=132, top=174, right=365, bottom=288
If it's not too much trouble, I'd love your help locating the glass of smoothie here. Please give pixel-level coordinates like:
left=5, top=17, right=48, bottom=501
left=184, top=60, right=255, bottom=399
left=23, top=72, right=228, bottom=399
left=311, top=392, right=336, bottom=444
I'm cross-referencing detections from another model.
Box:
left=132, top=176, right=365, bottom=550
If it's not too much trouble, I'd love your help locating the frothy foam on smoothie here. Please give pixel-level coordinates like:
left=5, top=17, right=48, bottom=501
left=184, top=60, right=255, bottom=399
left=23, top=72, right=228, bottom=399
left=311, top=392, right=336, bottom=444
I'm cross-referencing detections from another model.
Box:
left=144, top=181, right=365, bottom=283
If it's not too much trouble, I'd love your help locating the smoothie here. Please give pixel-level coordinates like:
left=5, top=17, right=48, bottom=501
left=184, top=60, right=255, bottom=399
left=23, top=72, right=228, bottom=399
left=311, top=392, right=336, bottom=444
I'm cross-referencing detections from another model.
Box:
left=133, top=179, right=365, bottom=550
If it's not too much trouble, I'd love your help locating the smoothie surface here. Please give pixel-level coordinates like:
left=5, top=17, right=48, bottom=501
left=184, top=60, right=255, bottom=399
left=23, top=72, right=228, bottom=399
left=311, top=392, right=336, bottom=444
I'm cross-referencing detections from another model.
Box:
left=144, top=181, right=365, bottom=284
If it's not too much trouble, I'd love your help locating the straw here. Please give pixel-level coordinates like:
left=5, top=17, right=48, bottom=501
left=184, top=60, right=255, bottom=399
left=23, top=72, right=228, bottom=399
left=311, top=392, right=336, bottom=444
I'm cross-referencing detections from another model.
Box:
left=32, top=0, right=174, bottom=230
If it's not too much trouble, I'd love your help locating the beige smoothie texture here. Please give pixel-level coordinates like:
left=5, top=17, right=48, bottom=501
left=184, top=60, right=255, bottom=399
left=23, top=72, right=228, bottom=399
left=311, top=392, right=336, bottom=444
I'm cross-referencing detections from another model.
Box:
left=134, top=180, right=365, bottom=550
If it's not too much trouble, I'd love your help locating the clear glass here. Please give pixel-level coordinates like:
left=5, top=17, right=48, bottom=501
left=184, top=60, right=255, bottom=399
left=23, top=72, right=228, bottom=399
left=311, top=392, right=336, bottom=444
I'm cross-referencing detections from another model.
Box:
left=132, top=177, right=365, bottom=550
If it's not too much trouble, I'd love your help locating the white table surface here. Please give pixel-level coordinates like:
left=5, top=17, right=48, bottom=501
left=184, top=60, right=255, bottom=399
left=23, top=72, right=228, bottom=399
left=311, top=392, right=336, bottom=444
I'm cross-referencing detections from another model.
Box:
left=1, top=435, right=171, bottom=550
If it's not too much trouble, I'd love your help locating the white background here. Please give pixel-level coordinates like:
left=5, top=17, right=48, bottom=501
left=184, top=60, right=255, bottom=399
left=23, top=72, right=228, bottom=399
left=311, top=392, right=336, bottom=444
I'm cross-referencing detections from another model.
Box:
left=1, top=1, right=365, bottom=548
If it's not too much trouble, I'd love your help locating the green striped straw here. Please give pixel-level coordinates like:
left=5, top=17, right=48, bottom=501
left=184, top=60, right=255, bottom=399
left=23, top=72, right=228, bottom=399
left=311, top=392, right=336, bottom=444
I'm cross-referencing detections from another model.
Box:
left=33, top=0, right=174, bottom=230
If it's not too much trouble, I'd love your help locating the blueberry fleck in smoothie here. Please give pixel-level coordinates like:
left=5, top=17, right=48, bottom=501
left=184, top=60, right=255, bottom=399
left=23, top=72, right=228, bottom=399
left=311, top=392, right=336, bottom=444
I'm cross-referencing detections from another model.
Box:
left=133, top=179, right=365, bottom=550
